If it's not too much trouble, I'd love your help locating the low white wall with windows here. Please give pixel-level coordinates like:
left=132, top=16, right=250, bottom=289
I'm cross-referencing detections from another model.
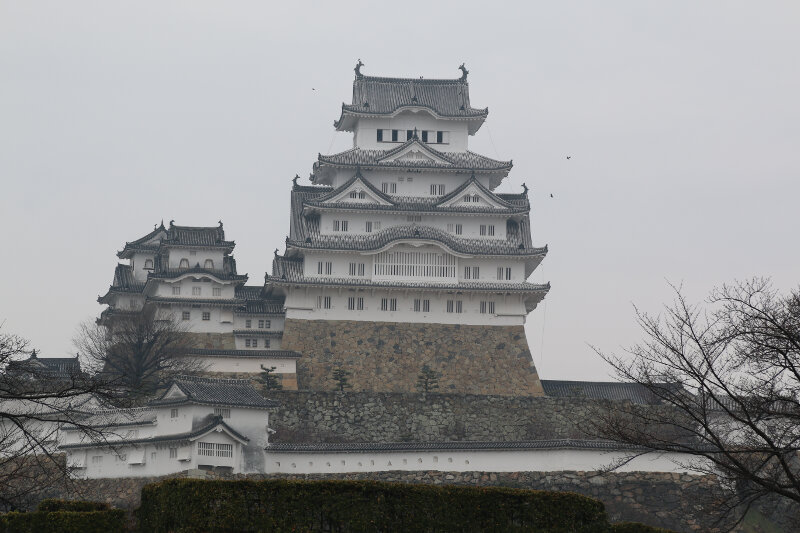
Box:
left=130, top=252, right=157, bottom=282
left=325, top=168, right=496, bottom=195
left=263, top=448, right=705, bottom=475
left=318, top=212, right=509, bottom=241
left=234, top=336, right=282, bottom=351
left=233, top=315, right=284, bottom=332
left=153, top=277, right=236, bottom=299
left=284, top=288, right=529, bottom=326
left=166, top=249, right=225, bottom=271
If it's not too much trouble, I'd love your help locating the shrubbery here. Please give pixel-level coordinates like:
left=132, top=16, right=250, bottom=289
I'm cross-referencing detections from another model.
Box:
left=36, top=499, right=110, bottom=512
left=137, top=478, right=612, bottom=532
left=611, top=523, right=675, bottom=532
left=0, top=509, right=126, bottom=533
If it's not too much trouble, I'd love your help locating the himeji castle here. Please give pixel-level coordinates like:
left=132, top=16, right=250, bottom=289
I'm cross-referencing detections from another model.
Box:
left=268, top=62, right=551, bottom=395
left=97, top=63, right=550, bottom=396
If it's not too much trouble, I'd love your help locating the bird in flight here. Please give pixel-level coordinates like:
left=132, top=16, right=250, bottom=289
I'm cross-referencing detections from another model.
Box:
left=566, top=156, right=571, bottom=160
left=312, top=88, right=316, bottom=91
left=550, top=193, right=554, bottom=198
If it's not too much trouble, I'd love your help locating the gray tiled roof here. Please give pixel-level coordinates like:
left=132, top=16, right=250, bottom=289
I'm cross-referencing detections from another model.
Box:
left=265, top=439, right=642, bottom=453
left=118, top=221, right=234, bottom=257
left=146, top=296, right=244, bottom=307
left=236, top=299, right=285, bottom=315
left=150, top=375, right=279, bottom=408
left=235, top=285, right=265, bottom=300
left=187, top=348, right=300, bottom=359
left=5, top=354, right=83, bottom=380
left=98, top=264, right=146, bottom=303
left=314, top=142, right=511, bottom=175
left=304, top=173, right=528, bottom=215
left=287, top=224, right=546, bottom=258
left=540, top=380, right=671, bottom=405
left=148, top=266, right=248, bottom=282
left=335, top=68, right=488, bottom=132
left=64, top=407, right=157, bottom=430
left=232, top=330, right=283, bottom=338
left=61, top=414, right=249, bottom=449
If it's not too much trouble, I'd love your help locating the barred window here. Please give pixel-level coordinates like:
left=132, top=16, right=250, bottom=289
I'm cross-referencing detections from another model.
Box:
left=202, top=311, right=210, bottom=321
left=357, top=297, right=364, bottom=310
left=198, top=442, right=215, bottom=456
left=373, top=248, right=456, bottom=279
left=193, top=287, right=201, bottom=296
left=479, top=301, right=496, bottom=314
left=172, top=286, right=181, bottom=295
left=264, top=320, right=271, bottom=328
left=216, top=444, right=233, bottom=457
left=169, top=448, right=178, bottom=459
left=317, top=296, right=331, bottom=309
left=214, top=408, right=231, bottom=419
left=380, top=298, right=388, bottom=311
left=347, top=297, right=356, bottom=310
left=213, top=287, right=222, bottom=296
left=389, top=298, right=397, bottom=311
left=455, top=224, right=462, bottom=235
left=246, top=319, right=252, bottom=328
left=182, top=311, right=190, bottom=321
left=365, top=221, right=372, bottom=233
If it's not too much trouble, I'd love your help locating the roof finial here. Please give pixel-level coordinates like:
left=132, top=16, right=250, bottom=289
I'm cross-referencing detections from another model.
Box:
left=274, top=248, right=279, bottom=257
left=218, top=220, right=223, bottom=228
left=293, top=174, right=299, bottom=186
left=413, top=127, right=419, bottom=140
left=355, top=165, right=362, bottom=178
left=160, top=219, right=164, bottom=228
left=355, top=59, right=364, bottom=79
left=470, top=170, right=477, bottom=181
left=522, top=183, right=528, bottom=194
left=459, top=63, right=469, bottom=81
left=169, top=219, right=175, bottom=227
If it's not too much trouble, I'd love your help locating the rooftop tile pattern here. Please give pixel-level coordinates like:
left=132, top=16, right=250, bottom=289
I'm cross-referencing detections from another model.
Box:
left=150, top=375, right=280, bottom=408
left=315, top=143, right=511, bottom=173
left=187, top=348, right=300, bottom=359
left=266, top=439, right=642, bottom=453
left=541, top=380, right=671, bottom=405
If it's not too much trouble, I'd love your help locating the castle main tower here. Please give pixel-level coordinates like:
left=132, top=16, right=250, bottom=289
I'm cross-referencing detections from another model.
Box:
left=269, top=63, right=549, bottom=395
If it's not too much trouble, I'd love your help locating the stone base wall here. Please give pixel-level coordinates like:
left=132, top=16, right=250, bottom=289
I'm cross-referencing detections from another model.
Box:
left=267, top=390, right=592, bottom=443
left=281, top=319, right=544, bottom=396
left=194, top=371, right=298, bottom=391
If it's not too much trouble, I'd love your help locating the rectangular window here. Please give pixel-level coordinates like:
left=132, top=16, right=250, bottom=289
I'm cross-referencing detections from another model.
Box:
left=264, top=320, right=271, bottom=328
left=488, top=225, right=495, bottom=236
left=347, top=297, right=356, bottom=310
left=480, top=301, right=496, bottom=314
left=216, top=443, right=233, bottom=458
left=455, top=224, right=462, bottom=235
left=202, top=311, right=210, bottom=321
left=414, top=298, right=430, bottom=313
left=92, top=456, right=103, bottom=464
left=423, top=299, right=430, bottom=312
left=169, top=448, right=177, bottom=459
left=497, top=267, right=503, bottom=280
left=171, top=408, right=179, bottom=418
left=381, top=182, right=397, bottom=194
left=438, top=184, right=445, bottom=195
left=376, top=129, right=383, bottom=142
left=406, top=215, right=422, bottom=222
left=464, top=266, right=471, bottom=280
left=172, top=286, right=181, bottom=295
left=252, top=339, right=258, bottom=348
left=464, top=194, right=471, bottom=202
left=406, top=129, right=413, bottom=140
left=341, top=220, right=348, bottom=231
left=437, top=131, right=444, bottom=143
left=192, top=287, right=201, bottom=296
left=414, top=298, right=421, bottom=312
left=246, top=319, right=252, bottom=328
left=129, top=299, right=137, bottom=309
left=472, top=266, right=480, bottom=279
left=446, top=300, right=454, bottom=313
left=317, top=261, right=323, bottom=274
left=316, top=296, right=331, bottom=309
left=389, top=298, right=397, bottom=311
left=258, top=319, right=264, bottom=328
left=358, top=263, right=365, bottom=276
left=213, top=287, right=221, bottom=296
left=391, top=129, right=398, bottom=142
left=506, top=267, right=512, bottom=280
left=430, top=184, right=437, bottom=195
left=198, top=442, right=214, bottom=457
left=357, top=297, right=364, bottom=310
left=421, top=130, right=428, bottom=143
left=456, top=300, right=463, bottom=313
left=349, top=263, right=356, bottom=276
left=182, top=311, right=190, bottom=321
left=264, top=339, right=270, bottom=348
left=380, top=298, right=388, bottom=311
left=480, top=225, right=486, bottom=236
left=447, top=223, right=454, bottom=232
left=151, top=452, right=157, bottom=461
left=325, top=262, right=332, bottom=275
left=245, top=339, right=251, bottom=347
left=214, top=408, right=231, bottom=419
left=365, top=221, right=372, bottom=232
left=333, top=220, right=340, bottom=232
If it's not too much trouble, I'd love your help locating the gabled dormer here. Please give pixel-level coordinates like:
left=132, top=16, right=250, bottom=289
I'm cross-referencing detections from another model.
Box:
left=436, top=175, right=521, bottom=211
left=318, top=172, right=393, bottom=206
left=376, top=137, right=452, bottom=166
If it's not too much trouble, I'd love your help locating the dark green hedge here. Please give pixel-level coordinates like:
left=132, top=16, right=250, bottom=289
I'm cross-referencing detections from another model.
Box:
left=0, top=509, right=126, bottom=533
left=36, top=499, right=110, bottom=512
left=137, top=478, right=611, bottom=532
left=611, top=523, right=675, bottom=533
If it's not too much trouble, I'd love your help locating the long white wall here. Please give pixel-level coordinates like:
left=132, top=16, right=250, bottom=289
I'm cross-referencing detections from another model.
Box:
left=327, top=168, right=496, bottom=195
left=318, top=212, right=509, bottom=240
left=198, top=356, right=296, bottom=375
left=263, top=448, right=707, bottom=475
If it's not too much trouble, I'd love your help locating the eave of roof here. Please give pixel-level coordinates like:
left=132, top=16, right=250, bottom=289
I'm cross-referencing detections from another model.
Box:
left=186, top=348, right=300, bottom=359
left=265, top=439, right=644, bottom=453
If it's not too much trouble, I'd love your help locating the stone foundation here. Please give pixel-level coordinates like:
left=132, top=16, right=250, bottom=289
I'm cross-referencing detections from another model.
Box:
left=281, top=319, right=544, bottom=396
left=185, top=332, right=236, bottom=350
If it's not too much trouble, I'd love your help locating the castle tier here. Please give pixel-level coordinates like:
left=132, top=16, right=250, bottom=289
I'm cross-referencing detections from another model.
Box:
left=268, top=64, right=550, bottom=396
left=97, top=221, right=299, bottom=386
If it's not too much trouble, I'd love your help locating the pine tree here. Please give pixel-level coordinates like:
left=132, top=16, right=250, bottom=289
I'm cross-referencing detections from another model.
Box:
left=331, top=363, right=352, bottom=392
left=416, top=364, right=441, bottom=393
left=259, top=364, right=283, bottom=391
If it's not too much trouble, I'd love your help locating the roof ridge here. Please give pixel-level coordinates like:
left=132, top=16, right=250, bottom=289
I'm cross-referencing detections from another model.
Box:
left=173, top=374, right=252, bottom=385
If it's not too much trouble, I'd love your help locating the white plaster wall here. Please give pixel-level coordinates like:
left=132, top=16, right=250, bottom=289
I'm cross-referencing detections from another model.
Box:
left=354, top=114, right=470, bottom=152
left=233, top=315, right=285, bottom=331
left=166, top=249, right=226, bottom=271
left=164, top=306, right=234, bottom=334
left=318, top=212, right=509, bottom=240
left=130, top=252, right=156, bottom=282
left=284, top=288, right=528, bottom=326
left=199, top=356, right=296, bottom=374
left=234, top=336, right=282, bottom=351
left=152, top=278, right=236, bottom=299
left=263, top=449, right=707, bottom=475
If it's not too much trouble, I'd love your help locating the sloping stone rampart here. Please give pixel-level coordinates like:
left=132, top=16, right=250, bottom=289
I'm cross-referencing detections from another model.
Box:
left=267, top=390, right=592, bottom=443
left=281, top=319, right=544, bottom=396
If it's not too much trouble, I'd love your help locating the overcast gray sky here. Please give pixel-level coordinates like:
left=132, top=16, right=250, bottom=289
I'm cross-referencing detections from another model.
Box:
left=1, top=1, right=798, bottom=380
